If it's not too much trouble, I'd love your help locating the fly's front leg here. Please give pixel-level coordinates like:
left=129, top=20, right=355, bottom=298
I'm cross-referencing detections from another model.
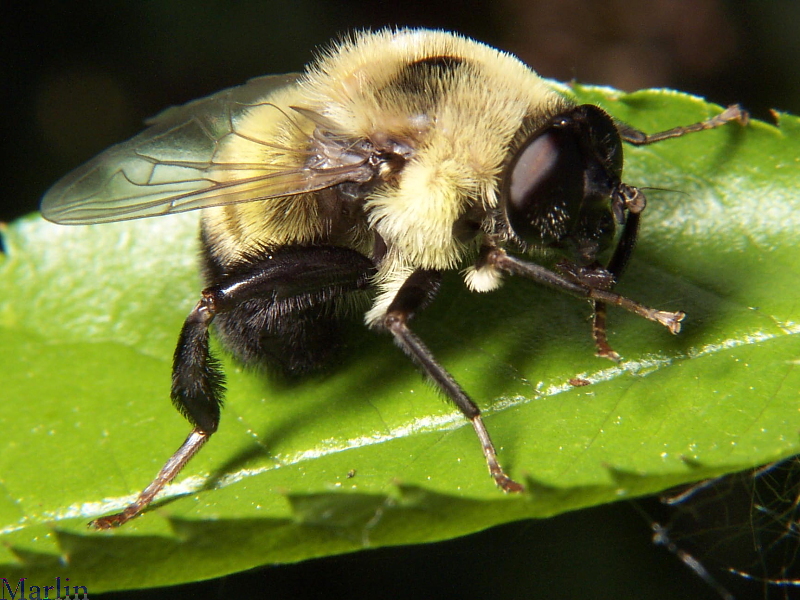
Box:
left=616, top=104, right=749, bottom=146
left=586, top=103, right=749, bottom=357
left=382, top=270, right=523, bottom=493
left=486, top=248, right=685, bottom=334
left=591, top=184, right=646, bottom=361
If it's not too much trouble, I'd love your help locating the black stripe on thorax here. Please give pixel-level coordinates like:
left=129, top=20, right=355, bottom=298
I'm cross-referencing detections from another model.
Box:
left=385, top=55, right=466, bottom=101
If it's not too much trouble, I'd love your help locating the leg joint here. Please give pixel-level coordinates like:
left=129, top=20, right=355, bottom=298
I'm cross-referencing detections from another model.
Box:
left=383, top=310, right=407, bottom=332
left=186, top=294, right=217, bottom=325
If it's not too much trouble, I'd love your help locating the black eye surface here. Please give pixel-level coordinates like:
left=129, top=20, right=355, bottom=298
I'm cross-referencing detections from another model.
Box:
left=578, top=104, right=624, bottom=179
left=502, top=105, right=624, bottom=263
left=504, top=124, right=585, bottom=246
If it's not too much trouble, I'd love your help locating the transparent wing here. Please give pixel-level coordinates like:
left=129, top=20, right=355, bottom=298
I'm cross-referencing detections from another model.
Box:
left=41, top=74, right=366, bottom=225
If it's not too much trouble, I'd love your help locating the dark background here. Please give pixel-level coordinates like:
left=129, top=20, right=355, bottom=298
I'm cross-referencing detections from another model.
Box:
left=4, top=1, right=799, bottom=598
left=5, top=0, right=800, bottom=224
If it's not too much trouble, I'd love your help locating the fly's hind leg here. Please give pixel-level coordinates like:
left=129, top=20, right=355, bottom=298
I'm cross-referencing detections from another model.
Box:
left=90, top=245, right=375, bottom=529
left=90, top=294, right=220, bottom=529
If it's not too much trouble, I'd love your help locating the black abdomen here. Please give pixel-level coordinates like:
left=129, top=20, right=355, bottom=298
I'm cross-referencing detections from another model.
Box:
left=200, top=231, right=375, bottom=375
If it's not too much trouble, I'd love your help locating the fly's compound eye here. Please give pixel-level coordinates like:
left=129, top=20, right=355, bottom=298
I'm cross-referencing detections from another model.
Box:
left=502, top=105, right=624, bottom=263
left=503, top=123, right=585, bottom=247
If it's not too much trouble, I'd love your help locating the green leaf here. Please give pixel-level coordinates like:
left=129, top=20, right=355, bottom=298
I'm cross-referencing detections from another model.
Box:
left=1, top=86, right=798, bottom=593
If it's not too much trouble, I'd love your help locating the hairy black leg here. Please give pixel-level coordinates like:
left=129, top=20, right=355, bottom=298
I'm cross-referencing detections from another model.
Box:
left=382, top=270, right=524, bottom=493
left=91, top=297, right=221, bottom=529
left=486, top=248, right=685, bottom=334
left=90, top=246, right=375, bottom=528
left=171, top=296, right=226, bottom=432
